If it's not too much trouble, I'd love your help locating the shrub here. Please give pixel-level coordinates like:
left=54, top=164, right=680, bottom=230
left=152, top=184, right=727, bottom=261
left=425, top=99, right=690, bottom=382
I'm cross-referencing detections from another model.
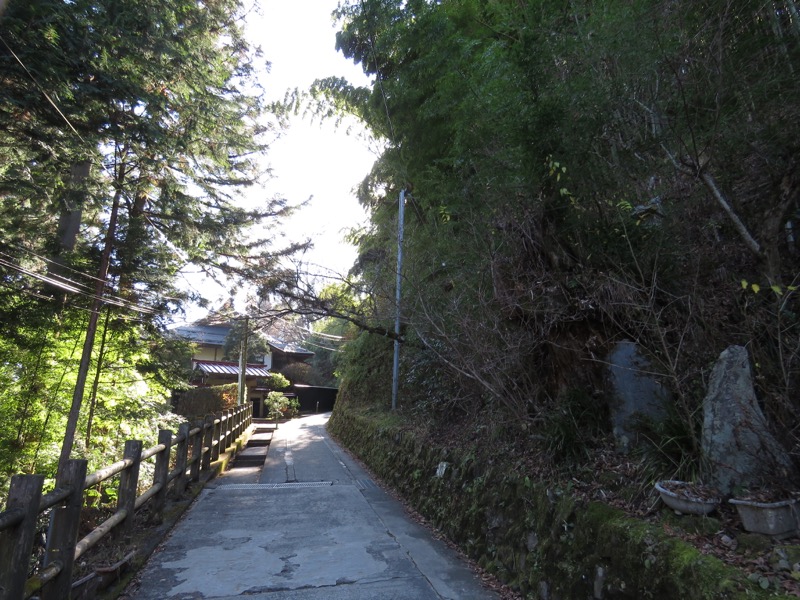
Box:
left=265, top=391, right=300, bottom=419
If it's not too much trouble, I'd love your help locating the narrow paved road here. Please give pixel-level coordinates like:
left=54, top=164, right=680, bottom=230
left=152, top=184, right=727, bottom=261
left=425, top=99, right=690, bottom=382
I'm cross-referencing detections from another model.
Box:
left=126, top=413, right=497, bottom=599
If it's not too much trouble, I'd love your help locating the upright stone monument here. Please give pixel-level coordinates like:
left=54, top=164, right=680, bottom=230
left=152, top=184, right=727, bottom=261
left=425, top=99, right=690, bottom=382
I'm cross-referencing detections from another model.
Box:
left=606, top=340, right=670, bottom=452
left=701, top=345, right=795, bottom=495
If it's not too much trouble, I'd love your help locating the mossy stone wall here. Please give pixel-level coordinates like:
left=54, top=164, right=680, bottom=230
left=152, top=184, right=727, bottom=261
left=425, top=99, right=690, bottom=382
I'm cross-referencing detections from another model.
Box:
left=328, top=407, right=787, bottom=600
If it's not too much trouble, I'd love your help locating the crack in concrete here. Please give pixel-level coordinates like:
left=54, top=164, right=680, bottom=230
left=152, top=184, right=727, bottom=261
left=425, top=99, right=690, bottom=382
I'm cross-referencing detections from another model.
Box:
left=276, top=553, right=299, bottom=579
left=242, top=575, right=411, bottom=595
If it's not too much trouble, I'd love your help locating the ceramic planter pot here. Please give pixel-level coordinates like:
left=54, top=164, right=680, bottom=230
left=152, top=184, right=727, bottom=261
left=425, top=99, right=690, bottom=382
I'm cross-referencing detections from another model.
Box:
left=729, top=497, right=799, bottom=537
left=655, top=480, right=721, bottom=515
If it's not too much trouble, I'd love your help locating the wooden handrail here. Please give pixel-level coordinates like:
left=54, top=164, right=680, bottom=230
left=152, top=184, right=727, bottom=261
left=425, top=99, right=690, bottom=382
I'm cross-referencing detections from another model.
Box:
left=38, top=486, right=72, bottom=512
left=24, top=560, right=61, bottom=597
left=141, top=442, right=167, bottom=461
left=84, top=457, right=135, bottom=489
left=74, top=509, right=128, bottom=560
left=0, top=403, right=252, bottom=600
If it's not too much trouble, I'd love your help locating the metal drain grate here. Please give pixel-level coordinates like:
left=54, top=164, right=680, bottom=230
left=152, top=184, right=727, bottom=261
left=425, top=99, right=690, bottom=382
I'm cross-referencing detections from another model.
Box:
left=217, top=482, right=333, bottom=489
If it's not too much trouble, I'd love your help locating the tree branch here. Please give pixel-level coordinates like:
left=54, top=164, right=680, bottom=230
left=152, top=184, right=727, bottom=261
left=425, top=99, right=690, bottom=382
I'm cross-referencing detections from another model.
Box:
left=662, top=144, right=763, bottom=258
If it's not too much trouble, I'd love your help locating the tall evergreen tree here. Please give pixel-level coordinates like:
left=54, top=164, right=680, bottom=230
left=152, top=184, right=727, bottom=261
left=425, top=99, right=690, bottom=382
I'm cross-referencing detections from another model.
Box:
left=0, top=0, right=300, bottom=481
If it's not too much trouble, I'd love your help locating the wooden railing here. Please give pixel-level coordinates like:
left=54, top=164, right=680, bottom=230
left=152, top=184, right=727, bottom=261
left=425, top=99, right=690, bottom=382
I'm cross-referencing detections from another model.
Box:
left=0, top=404, right=252, bottom=600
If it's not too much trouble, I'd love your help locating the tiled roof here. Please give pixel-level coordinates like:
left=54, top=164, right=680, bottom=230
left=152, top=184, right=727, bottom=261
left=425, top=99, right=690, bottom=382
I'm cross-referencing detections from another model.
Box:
left=173, top=324, right=232, bottom=346
left=173, top=322, right=314, bottom=357
left=266, top=335, right=314, bottom=357
left=193, top=360, right=271, bottom=377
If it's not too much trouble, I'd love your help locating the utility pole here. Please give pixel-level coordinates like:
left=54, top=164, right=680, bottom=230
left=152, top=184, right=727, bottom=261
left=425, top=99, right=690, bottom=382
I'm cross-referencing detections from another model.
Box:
left=237, top=316, right=249, bottom=406
left=391, top=189, right=405, bottom=411
left=57, top=184, right=121, bottom=478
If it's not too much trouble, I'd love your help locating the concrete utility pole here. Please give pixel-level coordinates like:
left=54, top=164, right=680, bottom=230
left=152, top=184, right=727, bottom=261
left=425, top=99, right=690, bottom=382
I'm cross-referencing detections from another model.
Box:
left=391, top=189, right=405, bottom=411
left=238, top=316, right=249, bottom=406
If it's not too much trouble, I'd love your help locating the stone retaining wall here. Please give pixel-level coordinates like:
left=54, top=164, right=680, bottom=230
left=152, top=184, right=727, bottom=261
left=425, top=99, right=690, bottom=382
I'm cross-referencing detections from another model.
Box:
left=328, top=407, right=785, bottom=600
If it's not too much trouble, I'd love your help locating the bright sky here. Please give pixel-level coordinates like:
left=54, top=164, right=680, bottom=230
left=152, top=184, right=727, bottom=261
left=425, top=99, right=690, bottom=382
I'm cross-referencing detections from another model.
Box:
left=178, top=0, right=377, bottom=320
left=250, top=0, right=376, bottom=275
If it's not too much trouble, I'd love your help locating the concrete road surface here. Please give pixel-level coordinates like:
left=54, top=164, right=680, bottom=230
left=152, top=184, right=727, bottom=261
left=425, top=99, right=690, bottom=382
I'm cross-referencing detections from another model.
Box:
left=126, top=413, right=497, bottom=599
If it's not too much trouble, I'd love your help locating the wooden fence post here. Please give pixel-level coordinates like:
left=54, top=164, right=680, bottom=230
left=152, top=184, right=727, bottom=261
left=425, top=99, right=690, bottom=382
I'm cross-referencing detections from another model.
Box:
left=0, top=474, right=45, bottom=600
left=201, top=415, right=214, bottom=472
left=211, top=415, right=221, bottom=462
left=190, top=420, right=203, bottom=482
left=41, top=459, right=88, bottom=600
left=222, top=410, right=232, bottom=452
left=174, top=422, right=190, bottom=496
left=118, top=440, right=142, bottom=536
left=150, top=430, right=172, bottom=524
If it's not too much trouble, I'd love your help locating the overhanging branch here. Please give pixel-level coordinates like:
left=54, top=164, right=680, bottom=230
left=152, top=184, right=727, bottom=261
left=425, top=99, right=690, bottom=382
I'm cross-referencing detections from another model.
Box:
left=662, top=144, right=763, bottom=258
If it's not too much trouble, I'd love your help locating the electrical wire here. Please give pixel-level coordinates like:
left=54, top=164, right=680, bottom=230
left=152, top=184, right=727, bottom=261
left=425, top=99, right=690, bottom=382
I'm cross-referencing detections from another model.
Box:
left=299, top=339, right=343, bottom=353
left=0, top=33, right=86, bottom=142
left=0, top=257, right=83, bottom=293
left=0, top=280, right=148, bottom=323
left=0, top=255, right=159, bottom=315
left=359, top=0, right=396, bottom=144
left=0, top=250, right=98, bottom=294
left=3, top=242, right=183, bottom=302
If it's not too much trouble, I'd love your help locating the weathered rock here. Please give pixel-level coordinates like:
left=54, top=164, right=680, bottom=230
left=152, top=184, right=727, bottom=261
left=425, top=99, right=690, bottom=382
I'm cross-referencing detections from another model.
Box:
left=701, top=345, right=795, bottom=495
left=606, top=341, right=670, bottom=451
left=526, top=531, right=539, bottom=552
left=538, top=580, right=550, bottom=600
left=594, top=565, right=606, bottom=599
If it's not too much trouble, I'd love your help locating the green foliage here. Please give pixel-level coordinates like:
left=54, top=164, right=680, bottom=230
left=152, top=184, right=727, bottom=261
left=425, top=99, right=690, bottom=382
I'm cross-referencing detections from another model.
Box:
left=0, top=306, right=185, bottom=501
left=335, top=329, right=394, bottom=407
left=263, top=372, right=290, bottom=391
left=278, top=362, right=312, bottom=385
left=633, top=406, right=703, bottom=487
left=323, top=0, right=800, bottom=467
left=265, top=391, right=299, bottom=420
left=542, top=389, right=610, bottom=464
left=307, top=330, right=343, bottom=387
left=0, top=0, right=301, bottom=496
left=222, top=322, right=272, bottom=363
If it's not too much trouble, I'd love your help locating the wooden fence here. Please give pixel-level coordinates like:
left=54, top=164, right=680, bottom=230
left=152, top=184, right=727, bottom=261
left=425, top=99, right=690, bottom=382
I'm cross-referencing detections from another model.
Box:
left=0, top=403, right=252, bottom=600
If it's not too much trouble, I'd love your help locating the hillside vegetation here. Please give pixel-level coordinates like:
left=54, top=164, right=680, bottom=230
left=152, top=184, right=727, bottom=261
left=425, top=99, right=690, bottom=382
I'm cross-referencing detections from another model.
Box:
left=294, top=3, right=800, bottom=595
left=299, top=0, right=800, bottom=488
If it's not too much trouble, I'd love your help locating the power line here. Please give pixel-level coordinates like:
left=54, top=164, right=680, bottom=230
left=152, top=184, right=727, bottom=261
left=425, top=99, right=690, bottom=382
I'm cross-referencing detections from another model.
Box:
left=5, top=243, right=111, bottom=286
left=4, top=242, right=182, bottom=302
left=0, top=250, right=99, bottom=294
left=0, top=254, right=159, bottom=315
left=299, top=339, right=343, bottom=353
left=359, top=0, right=396, bottom=144
left=0, top=33, right=85, bottom=142
left=0, top=256, right=82, bottom=294
left=0, top=280, right=148, bottom=323
left=309, top=330, right=347, bottom=341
